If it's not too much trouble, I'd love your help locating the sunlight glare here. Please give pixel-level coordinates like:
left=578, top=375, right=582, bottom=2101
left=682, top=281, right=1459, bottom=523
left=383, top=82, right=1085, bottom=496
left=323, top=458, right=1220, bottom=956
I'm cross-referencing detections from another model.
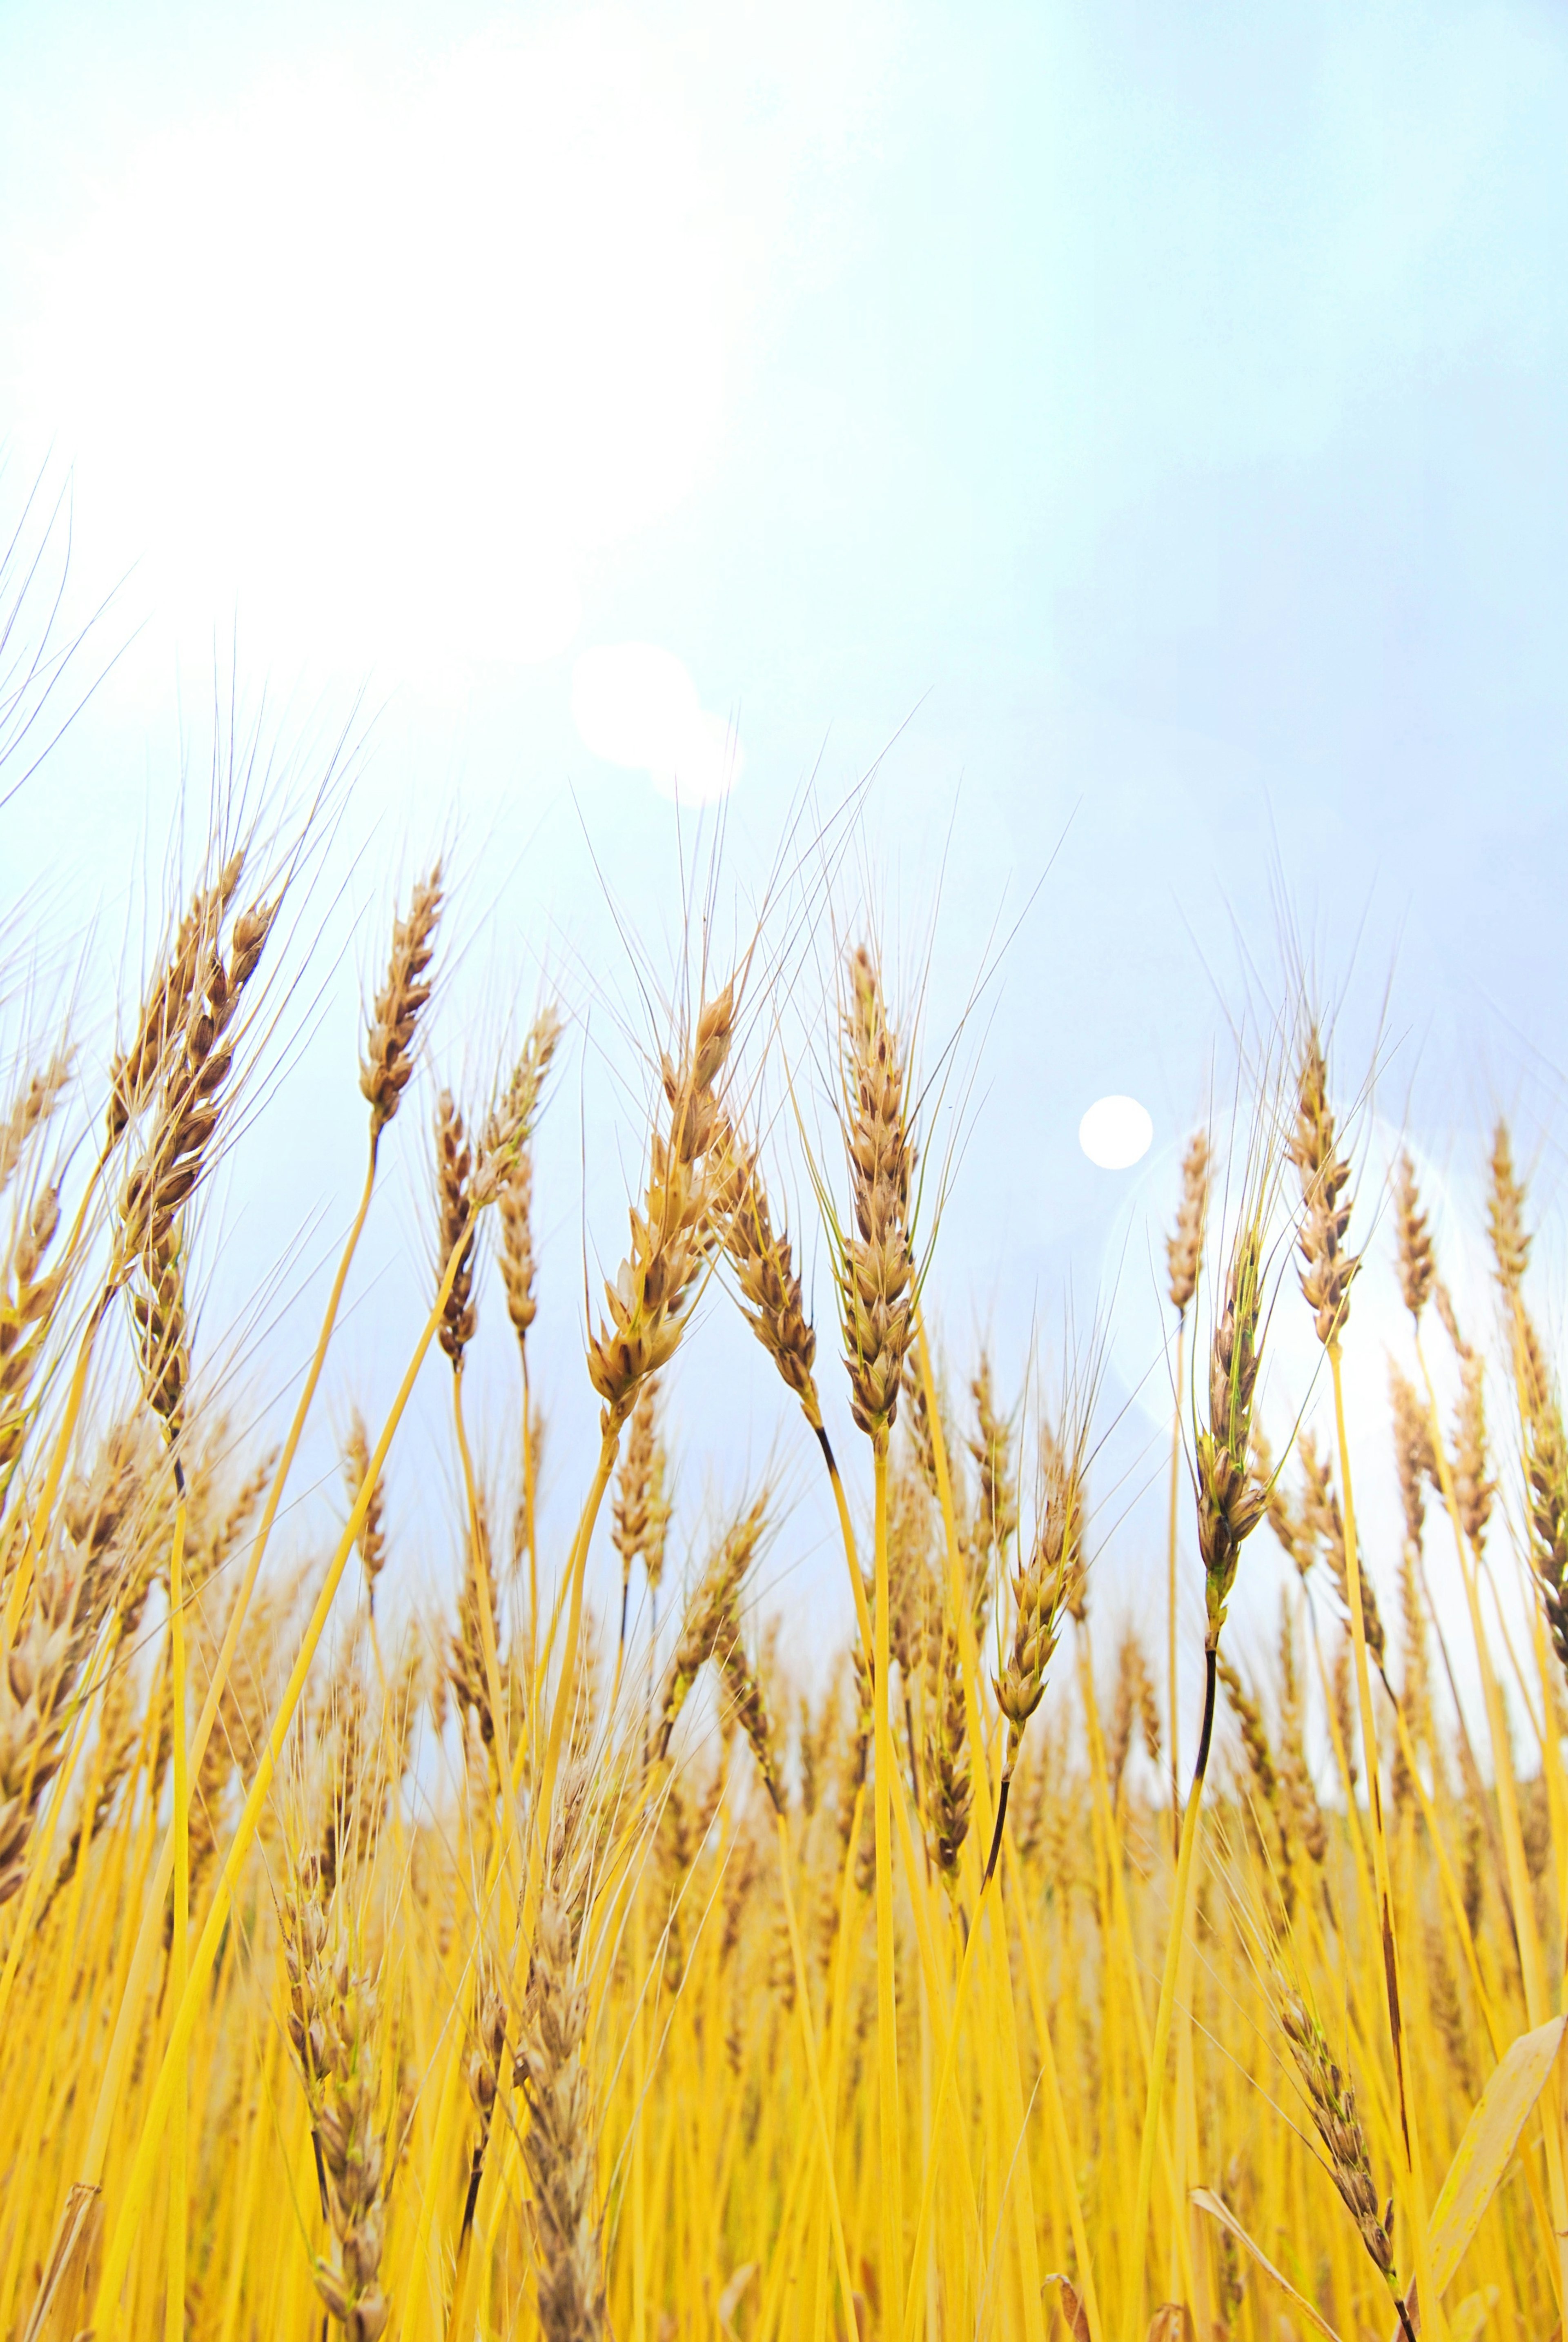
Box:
left=7, top=21, right=728, bottom=688
left=571, top=642, right=739, bottom=803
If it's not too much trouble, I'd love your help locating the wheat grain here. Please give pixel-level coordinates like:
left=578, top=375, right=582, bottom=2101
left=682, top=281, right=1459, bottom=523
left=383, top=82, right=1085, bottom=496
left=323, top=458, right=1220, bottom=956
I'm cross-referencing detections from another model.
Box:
left=359, top=866, right=442, bottom=1140
left=1166, top=1129, right=1210, bottom=1315
left=1288, top=1026, right=1358, bottom=1345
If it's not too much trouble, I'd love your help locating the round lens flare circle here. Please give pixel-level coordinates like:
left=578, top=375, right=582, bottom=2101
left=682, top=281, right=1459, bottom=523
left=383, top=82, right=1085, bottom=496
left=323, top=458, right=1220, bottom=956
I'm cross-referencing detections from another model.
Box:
left=1079, top=1095, right=1154, bottom=1170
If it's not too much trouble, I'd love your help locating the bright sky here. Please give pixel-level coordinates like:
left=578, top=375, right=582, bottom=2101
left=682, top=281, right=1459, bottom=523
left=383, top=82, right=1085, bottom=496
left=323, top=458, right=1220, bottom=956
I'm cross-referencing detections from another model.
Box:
left=4, top=0, right=1566, bottom=1674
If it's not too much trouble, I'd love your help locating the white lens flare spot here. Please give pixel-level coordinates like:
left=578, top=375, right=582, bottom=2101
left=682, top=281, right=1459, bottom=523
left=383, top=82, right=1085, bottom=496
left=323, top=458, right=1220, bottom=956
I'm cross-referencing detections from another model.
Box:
left=1079, top=1095, right=1154, bottom=1170
left=571, top=642, right=739, bottom=804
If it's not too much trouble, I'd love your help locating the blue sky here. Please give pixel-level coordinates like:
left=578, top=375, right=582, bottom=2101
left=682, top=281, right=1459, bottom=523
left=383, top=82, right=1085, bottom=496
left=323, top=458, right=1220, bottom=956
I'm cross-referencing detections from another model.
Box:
left=2, top=0, right=1565, bottom=1669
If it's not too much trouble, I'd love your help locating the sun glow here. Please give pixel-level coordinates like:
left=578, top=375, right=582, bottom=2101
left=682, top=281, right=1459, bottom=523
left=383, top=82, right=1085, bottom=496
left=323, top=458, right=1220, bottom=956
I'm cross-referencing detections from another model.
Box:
left=570, top=641, right=739, bottom=803
left=6, top=21, right=728, bottom=688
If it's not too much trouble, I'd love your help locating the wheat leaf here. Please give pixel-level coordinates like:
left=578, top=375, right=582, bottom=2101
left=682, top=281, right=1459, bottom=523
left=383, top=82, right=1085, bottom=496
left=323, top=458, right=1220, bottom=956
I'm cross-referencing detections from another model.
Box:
left=1428, top=2013, right=1566, bottom=2295
left=1190, top=2188, right=1344, bottom=2341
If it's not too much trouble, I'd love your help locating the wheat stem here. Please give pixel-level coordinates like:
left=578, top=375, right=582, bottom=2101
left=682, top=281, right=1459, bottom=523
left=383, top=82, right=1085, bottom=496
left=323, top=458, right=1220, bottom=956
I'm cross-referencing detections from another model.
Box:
left=870, top=1431, right=904, bottom=2315
left=1417, top=1331, right=1568, bottom=2321
left=1128, top=1646, right=1214, bottom=2337
left=71, top=1143, right=380, bottom=2201
left=775, top=1809, right=859, bottom=2340
left=1167, top=1313, right=1185, bottom=1853
left=1327, top=1339, right=1441, bottom=2342
left=1001, top=1826, right=1104, bottom=2342
left=452, top=1366, right=519, bottom=1888
left=91, top=1206, right=473, bottom=2335
left=165, top=1487, right=189, bottom=2342
left=898, top=1866, right=997, bottom=2342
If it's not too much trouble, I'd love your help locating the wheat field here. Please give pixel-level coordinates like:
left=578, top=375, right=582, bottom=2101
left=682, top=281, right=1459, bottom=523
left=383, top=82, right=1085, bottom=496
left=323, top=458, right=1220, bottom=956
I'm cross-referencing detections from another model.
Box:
left=0, top=744, right=1565, bottom=2342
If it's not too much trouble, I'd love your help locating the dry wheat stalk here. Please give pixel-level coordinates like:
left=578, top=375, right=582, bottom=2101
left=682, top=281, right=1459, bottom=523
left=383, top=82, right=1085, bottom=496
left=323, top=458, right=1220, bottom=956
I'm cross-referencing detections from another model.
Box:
left=0, top=1183, right=64, bottom=1471
left=1278, top=1596, right=1326, bottom=1866
left=1393, top=1151, right=1434, bottom=1323
left=281, top=1854, right=402, bottom=2342
left=1477, top=1138, right=1568, bottom=1682
left=1217, top=1653, right=1281, bottom=1821
left=716, top=1122, right=822, bottom=1429
left=655, top=1496, right=767, bottom=1763
left=187, top=1567, right=294, bottom=1900
left=886, top=1459, right=933, bottom=1678
left=188, top=1439, right=274, bottom=1592
left=48, top=1640, right=143, bottom=1908
left=493, top=1004, right=563, bottom=1345
left=1298, top=1431, right=1386, bottom=1668
left=1288, top=1026, right=1359, bottom=1346
left=1447, top=1342, right=1494, bottom=1548
left=612, top=1378, right=671, bottom=1639
left=1196, top=1216, right=1267, bottom=1656
left=460, top=1965, right=509, bottom=2239
left=119, top=890, right=274, bottom=1271
left=995, top=1409, right=1083, bottom=1778
left=342, top=1412, right=387, bottom=1609
left=968, top=1350, right=1018, bottom=1568
left=514, top=1767, right=605, bottom=2342
left=1523, top=1364, right=1568, bottom=1684
left=587, top=981, right=735, bottom=1436
left=834, top=944, right=915, bottom=1440
left=1389, top=1364, right=1434, bottom=1555
left=980, top=1396, right=1089, bottom=1879
left=1107, top=1630, right=1161, bottom=1806
left=432, top=1091, right=478, bottom=1368
left=900, top=1343, right=986, bottom=1614
left=318, top=1667, right=377, bottom=1897
left=449, top=1501, right=501, bottom=1759
left=716, top=1613, right=785, bottom=1814
left=0, top=1505, right=125, bottom=1901
left=359, top=865, right=442, bottom=1141
left=923, top=1611, right=970, bottom=1889
left=1486, top=1120, right=1530, bottom=1300
left=1254, top=1425, right=1307, bottom=1583
left=0, top=1052, right=70, bottom=1199
left=1276, top=1984, right=1414, bottom=2336
left=109, top=852, right=243, bottom=1148
left=38, top=1423, right=147, bottom=1908
left=120, top=886, right=275, bottom=1449
left=1167, top=1129, right=1210, bottom=1315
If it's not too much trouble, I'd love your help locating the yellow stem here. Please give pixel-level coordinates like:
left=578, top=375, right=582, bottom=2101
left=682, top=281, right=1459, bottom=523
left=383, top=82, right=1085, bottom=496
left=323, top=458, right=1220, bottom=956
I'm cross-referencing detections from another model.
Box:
left=631, top=1876, right=648, bottom=2342
left=1168, top=1312, right=1186, bottom=1849
left=445, top=1427, right=623, bottom=2333
left=522, top=1348, right=538, bottom=1688
left=165, top=1489, right=189, bottom=2342
left=1127, top=1650, right=1211, bottom=2338
left=1327, top=1338, right=1440, bottom=2342
left=70, top=1146, right=381, bottom=2208
left=1002, top=1828, right=1105, bottom=2342
left=775, top=1808, right=859, bottom=2340
left=528, top=1434, right=617, bottom=1903
left=898, top=1869, right=996, bottom=2342
left=4, top=1290, right=107, bottom=1652
left=452, top=1363, right=520, bottom=1894
left=913, top=1316, right=995, bottom=1834
left=871, top=1429, right=905, bottom=2314
left=818, top=1411, right=987, bottom=2268
left=91, top=1202, right=470, bottom=2334
left=1417, top=1331, right=1568, bottom=2319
